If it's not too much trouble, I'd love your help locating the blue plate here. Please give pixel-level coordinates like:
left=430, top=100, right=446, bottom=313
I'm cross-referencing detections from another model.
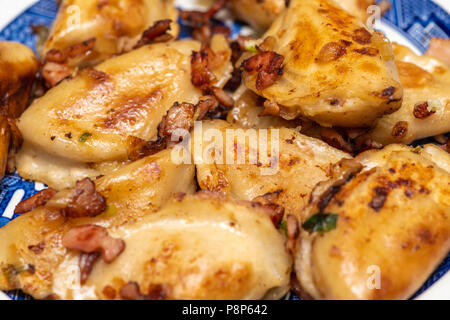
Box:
left=0, top=0, right=449, bottom=300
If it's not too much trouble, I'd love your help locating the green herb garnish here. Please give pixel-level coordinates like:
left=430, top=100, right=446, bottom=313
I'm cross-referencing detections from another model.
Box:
left=79, top=132, right=92, bottom=142
left=302, top=213, right=338, bottom=233
left=278, top=220, right=287, bottom=235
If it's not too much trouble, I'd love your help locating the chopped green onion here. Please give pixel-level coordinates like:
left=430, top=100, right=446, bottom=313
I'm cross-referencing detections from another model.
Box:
left=302, top=213, right=338, bottom=233
left=79, top=132, right=92, bottom=142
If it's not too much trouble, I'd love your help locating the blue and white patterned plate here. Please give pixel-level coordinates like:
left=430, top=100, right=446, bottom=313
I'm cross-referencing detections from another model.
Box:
left=0, top=0, right=449, bottom=300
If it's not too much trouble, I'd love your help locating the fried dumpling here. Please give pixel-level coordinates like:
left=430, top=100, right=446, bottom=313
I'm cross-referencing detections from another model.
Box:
left=0, top=42, right=38, bottom=178
left=370, top=44, right=450, bottom=145
left=0, top=148, right=196, bottom=299
left=194, top=120, right=351, bottom=221
left=0, top=190, right=290, bottom=300
left=229, top=0, right=286, bottom=32
left=295, top=144, right=450, bottom=299
left=228, top=0, right=375, bottom=32
left=42, top=0, right=179, bottom=86
left=16, top=37, right=232, bottom=189
left=240, top=0, right=403, bottom=127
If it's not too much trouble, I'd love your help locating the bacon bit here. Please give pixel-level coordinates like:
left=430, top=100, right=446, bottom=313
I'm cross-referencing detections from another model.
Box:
left=41, top=61, right=72, bottom=87
left=134, top=19, right=173, bottom=48
left=443, top=139, right=450, bottom=153
left=28, top=241, right=45, bottom=254
left=320, top=127, right=353, bottom=153
left=353, top=47, right=379, bottom=56
left=352, top=28, right=372, bottom=44
left=62, top=224, right=125, bottom=263
left=210, top=86, right=234, bottom=108
left=252, top=191, right=285, bottom=227
left=44, top=294, right=61, bottom=300
left=158, top=102, right=195, bottom=141
left=179, top=0, right=228, bottom=28
left=15, top=188, right=56, bottom=214
left=316, top=42, right=347, bottom=62
left=127, top=136, right=167, bottom=161
left=241, top=51, right=284, bottom=91
left=191, top=45, right=217, bottom=89
left=196, top=96, right=219, bottom=120
left=224, top=68, right=242, bottom=91
left=413, top=102, right=435, bottom=119
left=434, top=134, right=447, bottom=144
left=391, top=121, right=408, bottom=138
left=285, top=214, right=299, bottom=254
left=61, top=178, right=106, bottom=218
left=79, top=252, right=100, bottom=285
left=45, top=38, right=96, bottom=63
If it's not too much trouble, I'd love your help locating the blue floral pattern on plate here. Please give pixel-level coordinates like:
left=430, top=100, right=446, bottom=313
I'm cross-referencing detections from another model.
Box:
left=0, top=0, right=449, bottom=300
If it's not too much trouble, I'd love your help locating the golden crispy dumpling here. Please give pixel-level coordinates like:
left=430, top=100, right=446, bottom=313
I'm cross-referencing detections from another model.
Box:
left=240, top=0, right=403, bottom=127
left=194, top=120, right=351, bottom=221
left=229, top=0, right=286, bottom=32
left=370, top=44, right=450, bottom=145
left=296, top=144, right=450, bottom=299
left=42, top=0, right=178, bottom=86
left=0, top=190, right=290, bottom=300
left=0, top=149, right=196, bottom=299
left=228, top=0, right=375, bottom=32
left=0, top=42, right=38, bottom=178
left=16, top=37, right=232, bottom=189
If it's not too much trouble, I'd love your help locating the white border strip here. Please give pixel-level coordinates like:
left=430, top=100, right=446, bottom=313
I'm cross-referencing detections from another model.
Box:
left=0, top=0, right=38, bottom=31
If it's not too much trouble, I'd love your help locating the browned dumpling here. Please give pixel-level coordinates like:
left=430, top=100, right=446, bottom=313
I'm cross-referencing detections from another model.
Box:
left=228, top=0, right=376, bottom=32
left=0, top=188, right=291, bottom=299
left=229, top=0, right=287, bottom=31
left=240, top=0, right=403, bottom=127
left=41, top=0, right=178, bottom=86
left=194, top=120, right=351, bottom=222
left=295, top=144, right=450, bottom=299
left=0, top=149, right=197, bottom=299
left=370, top=44, right=450, bottom=145
left=16, top=37, right=232, bottom=190
left=0, top=42, right=39, bottom=178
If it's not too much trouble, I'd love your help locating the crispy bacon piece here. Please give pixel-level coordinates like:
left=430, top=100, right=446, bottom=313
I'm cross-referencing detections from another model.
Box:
left=209, top=86, right=234, bottom=108
left=158, top=102, right=195, bottom=141
left=79, top=252, right=100, bottom=285
left=15, top=188, right=56, bottom=214
left=62, top=224, right=125, bottom=263
left=285, top=214, right=299, bottom=254
left=43, top=38, right=96, bottom=87
left=179, top=0, right=228, bottom=28
left=191, top=45, right=217, bottom=89
left=41, top=61, right=72, bottom=88
left=127, top=136, right=167, bottom=161
left=61, top=178, right=106, bottom=218
left=45, top=38, right=96, bottom=63
left=252, top=191, right=285, bottom=228
left=320, top=127, right=353, bottom=154
left=241, top=51, right=284, bottom=91
left=134, top=19, right=173, bottom=49
left=196, top=96, right=219, bottom=120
